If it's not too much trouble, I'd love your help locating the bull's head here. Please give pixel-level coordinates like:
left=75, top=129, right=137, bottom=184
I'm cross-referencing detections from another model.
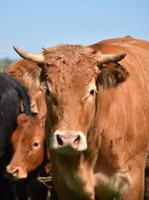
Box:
left=13, top=45, right=128, bottom=155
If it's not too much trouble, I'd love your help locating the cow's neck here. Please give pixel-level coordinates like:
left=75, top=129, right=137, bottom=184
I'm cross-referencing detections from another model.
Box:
left=55, top=152, right=94, bottom=174
left=53, top=152, right=95, bottom=197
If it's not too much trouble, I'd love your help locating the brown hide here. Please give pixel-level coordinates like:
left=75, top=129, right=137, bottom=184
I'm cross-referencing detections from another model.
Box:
left=40, top=37, right=149, bottom=200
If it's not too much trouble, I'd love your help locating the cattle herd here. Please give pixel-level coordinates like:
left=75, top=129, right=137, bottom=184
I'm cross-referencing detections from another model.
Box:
left=0, top=36, right=149, bottom=200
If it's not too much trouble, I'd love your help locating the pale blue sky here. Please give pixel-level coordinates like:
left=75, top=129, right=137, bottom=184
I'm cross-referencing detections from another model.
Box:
left=0, top=0, right=149, bottom=58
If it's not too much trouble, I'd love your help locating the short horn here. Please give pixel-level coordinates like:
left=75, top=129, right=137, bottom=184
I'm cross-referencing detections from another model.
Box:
left=97, top=53, right=126, bottom=65
left=13, top=45, right=44, bottom=64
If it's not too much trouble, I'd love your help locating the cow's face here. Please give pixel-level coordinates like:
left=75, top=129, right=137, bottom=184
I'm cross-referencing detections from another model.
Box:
left=47, top=65, right=98, bottom=154
left=43, top=45, right=128, bottom=154
left=7, top=114, right=45, bottom=179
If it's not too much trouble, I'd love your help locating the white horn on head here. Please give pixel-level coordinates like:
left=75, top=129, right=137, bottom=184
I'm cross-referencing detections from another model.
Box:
left=97, top=53, right=126, bottom=65
left=13, top=45, right=44, bottom=64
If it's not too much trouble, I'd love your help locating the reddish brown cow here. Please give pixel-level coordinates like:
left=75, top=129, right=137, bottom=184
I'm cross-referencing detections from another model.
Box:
left=13, top=36, right=149, bottom=200
left=6, top=86, right=48, bottom=179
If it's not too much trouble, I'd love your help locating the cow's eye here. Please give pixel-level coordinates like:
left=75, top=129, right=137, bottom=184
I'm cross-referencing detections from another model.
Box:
left=90, top=90, right=95, bottom=96
left=90, top=89, right=98, bottom=96
left=82, top=89, right=97, bottom=103
left=32, top=142, right=40, bottom=148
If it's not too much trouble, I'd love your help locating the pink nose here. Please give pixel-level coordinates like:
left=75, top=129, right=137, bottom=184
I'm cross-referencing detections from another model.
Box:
left=56, top=134, right=81, bottom=146
left=50, top=131, right=87, bottom=152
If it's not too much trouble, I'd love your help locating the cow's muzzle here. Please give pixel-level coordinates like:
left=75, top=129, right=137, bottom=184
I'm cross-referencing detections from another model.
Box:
left=6, top=165, right=27, bottom=179
left=50, top=131, right=87, bottom=153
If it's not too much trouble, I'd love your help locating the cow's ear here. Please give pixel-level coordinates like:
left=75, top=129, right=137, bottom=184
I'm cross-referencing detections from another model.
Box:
left=97, top=63, right=129, bottom=88
left=17, top=113, right=29, bottom=125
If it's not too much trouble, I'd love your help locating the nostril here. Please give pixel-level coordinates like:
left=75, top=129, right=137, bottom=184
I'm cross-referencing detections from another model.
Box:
left=74, top=135, right=81, bottom=144
left=7, top=166, right=20, bottom=176
left=12, top=168, right=19, bottom=176
left=57, top=134, right=63, bottom=146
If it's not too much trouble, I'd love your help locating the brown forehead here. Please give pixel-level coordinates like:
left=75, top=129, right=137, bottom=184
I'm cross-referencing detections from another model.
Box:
left=19, top=118, right=43, bottom=136
left=43, top=44, right=98, bottom=90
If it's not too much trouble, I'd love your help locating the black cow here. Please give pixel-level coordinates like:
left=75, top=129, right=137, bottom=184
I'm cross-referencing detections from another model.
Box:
left=0, top=72, right=32, bottom=200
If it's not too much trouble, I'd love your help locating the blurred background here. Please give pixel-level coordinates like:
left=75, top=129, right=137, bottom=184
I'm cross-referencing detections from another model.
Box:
left=0, top=0, right=149, bottom=68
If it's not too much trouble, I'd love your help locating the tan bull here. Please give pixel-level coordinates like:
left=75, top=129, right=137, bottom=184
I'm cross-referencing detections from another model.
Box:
left=13, top=36, right=149, bottom=200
